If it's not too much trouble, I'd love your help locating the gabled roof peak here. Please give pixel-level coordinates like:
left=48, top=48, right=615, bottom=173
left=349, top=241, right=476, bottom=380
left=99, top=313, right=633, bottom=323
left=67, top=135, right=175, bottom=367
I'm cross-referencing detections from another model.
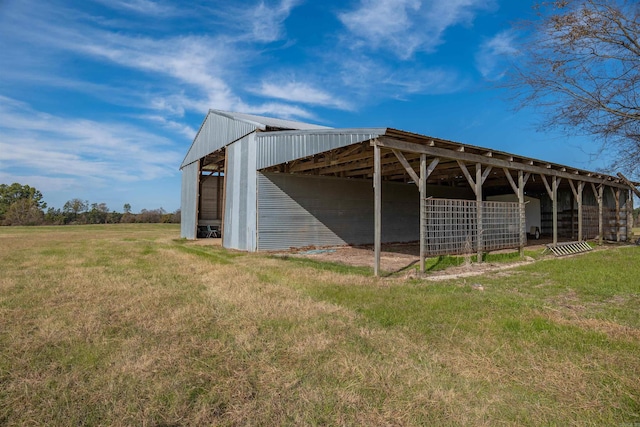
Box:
left=209, top=109, right=331, bottom=131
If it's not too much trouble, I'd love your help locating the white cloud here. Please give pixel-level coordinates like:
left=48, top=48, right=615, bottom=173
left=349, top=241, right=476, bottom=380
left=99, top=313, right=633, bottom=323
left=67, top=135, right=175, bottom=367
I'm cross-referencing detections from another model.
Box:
left=247, top=102, right=318, bottom=120
left=247, top=0, right=300, bottom=42
left=475, top=29, right=520, bottom=80
left=333, top=51, right=467, bottom=99
left=0, top=1, right=247, bottom=114
left=0, top=97, right=182, bottom=187
left=256, top=81, right=352, bottom=110
left=339, top=0, right=496, bottom=58
left=91, top=0, right=177, bottom=16
left=137, top=114, right=198, bottom=139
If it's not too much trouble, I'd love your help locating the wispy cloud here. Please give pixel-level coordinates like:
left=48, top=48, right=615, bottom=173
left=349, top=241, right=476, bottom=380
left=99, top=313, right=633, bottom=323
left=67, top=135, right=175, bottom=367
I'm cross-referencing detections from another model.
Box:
left=1, top=4, right=245, bottom=112
left=91, top=0, right=177, bottom=16
left=331, top=51, right=467, bottom=100
left=0, top=97, right=182, bottom=187
left=246, top=103, right=318, bottom=120
left=475, top=29, right=519, bottom=80
left=246, top=0, right=301, bottom=43
left=255, top=80, right=352, bottom=110
left=339, top=0, right=496, bottom=58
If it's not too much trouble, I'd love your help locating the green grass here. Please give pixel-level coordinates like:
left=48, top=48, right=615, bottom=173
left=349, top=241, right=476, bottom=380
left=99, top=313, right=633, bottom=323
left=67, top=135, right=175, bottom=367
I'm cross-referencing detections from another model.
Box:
left=423, top=250, right=538, bottom=272
left=274, top=254, right=373, bottom=276
left=0, top=224, right=639, bottom=426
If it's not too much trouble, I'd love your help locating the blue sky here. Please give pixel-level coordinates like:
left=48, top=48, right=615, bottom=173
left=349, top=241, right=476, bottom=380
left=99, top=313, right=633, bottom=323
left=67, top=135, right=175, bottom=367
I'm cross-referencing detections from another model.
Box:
left=0, top=0, right=612, bottom=213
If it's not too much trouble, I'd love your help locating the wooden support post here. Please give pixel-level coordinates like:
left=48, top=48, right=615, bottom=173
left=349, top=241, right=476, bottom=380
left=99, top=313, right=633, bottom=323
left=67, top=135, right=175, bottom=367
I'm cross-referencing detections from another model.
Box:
left=614, top=188, right=621, bottom=242
left=577, top=182, right=584, bottom=241
left=628, top=189, right=635, bottom=242
left=374, top=143, right=382, bottom=277
left=216, top=172, right=222, bottom=220
left=568, top=179, right=584, bottom=241
left=220, top=155, right=228, bottom=243
left=518, top=170, right=525, bottom=257
left=598, top=185, right=604, bottom=245
left=476, top=163, right=483, bottom=263
left=552, top=176, right=558, bottom=247
left=196, top=160, right=202, bottom=239
left=419, top=154, right=427, bottom=274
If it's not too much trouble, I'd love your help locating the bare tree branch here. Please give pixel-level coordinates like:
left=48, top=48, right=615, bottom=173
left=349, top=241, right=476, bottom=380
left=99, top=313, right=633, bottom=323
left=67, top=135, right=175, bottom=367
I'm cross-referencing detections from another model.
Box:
left=505, top=0, right=640, bottom=178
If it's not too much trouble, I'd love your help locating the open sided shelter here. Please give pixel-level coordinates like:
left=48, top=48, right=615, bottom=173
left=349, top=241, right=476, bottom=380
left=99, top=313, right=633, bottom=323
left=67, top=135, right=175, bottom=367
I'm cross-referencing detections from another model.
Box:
left=181, top=110, right=637, bottom=275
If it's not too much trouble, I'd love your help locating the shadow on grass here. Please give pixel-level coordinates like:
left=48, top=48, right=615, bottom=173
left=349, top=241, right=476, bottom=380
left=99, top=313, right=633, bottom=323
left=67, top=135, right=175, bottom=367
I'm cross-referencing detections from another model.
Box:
left=174, top=244, right=243, bottom=265
left=273, top=255, right=373, bottom=276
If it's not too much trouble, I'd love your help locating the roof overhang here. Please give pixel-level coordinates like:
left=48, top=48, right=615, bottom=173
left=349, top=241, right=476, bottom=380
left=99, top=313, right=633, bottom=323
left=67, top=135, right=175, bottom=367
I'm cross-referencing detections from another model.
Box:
left=257, top=127, right=633, bottom=190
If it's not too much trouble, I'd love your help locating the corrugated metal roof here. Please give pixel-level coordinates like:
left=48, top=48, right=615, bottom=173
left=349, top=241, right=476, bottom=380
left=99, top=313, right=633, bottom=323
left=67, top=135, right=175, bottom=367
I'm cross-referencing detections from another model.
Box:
left=181, top=110, right=629, bottom=186
left=181, top=110, right=331, bottom=169
left=209, top=109, right=331, bottom=131
left=256, top=128, right=386, bottom=169
left=181, top=110, right=258, bottom=168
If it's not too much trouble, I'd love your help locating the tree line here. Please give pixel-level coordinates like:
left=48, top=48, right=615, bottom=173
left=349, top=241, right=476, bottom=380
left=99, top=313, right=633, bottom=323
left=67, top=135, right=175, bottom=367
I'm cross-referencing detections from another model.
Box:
left=0, top=183, right=180, bottom=226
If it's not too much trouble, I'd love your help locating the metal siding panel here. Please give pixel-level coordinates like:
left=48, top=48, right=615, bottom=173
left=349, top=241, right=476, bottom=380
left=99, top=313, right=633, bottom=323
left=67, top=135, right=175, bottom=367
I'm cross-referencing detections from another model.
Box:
left=222, top=135, right=258, bottom=251
left=223, top=141, right=241, bottom=250
left=238, top=137, right=248, bottom=250
left=180, top=161, right=199, bottom=239
left=256, top=172, right=420, bottom=251
left=246, top=134, right=258, bottom=251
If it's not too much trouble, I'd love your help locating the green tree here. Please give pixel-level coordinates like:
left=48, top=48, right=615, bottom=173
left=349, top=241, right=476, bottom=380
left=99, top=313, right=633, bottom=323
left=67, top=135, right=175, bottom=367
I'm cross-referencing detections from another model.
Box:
left=136, top=208, right=165, bottom=223
left=5, top=198, right=45, bottom=225
left=109, top=210, right=123, bottom=224
left=63, top=199, right=88, bottom=223
left=505, top=0, right=640, bottom=177
left=0, top=183, right=47, bottom=221
left=44, top=207, right=67, bottom=225
left=87, top=202, right=109, bottom=224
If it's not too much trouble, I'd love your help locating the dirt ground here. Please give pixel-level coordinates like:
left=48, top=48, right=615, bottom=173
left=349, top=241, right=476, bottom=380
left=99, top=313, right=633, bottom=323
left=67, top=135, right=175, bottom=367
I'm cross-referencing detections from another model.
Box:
left=194, top=236, right=627, bottom=280
left=277, top=239, right=559, bottom=279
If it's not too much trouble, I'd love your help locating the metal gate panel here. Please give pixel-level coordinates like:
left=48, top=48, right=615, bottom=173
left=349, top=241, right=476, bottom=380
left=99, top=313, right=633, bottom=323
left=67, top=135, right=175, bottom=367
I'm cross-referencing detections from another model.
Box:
left=423, top=198, right=522, bottom=256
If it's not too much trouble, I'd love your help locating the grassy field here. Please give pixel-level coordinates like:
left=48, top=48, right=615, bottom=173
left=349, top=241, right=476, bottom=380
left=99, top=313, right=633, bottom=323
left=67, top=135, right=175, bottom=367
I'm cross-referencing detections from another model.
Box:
left=1, top=224, right=639, bottom=426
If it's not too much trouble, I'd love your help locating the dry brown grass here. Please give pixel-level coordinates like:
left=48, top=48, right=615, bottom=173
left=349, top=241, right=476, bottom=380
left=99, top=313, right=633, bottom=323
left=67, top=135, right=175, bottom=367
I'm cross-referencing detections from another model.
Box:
left=1, top=224, right=639, bottom=426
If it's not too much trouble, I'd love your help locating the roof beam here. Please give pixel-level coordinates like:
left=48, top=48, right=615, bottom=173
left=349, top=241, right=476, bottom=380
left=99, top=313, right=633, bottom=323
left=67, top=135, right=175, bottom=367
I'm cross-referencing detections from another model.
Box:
left=392, top=149, right=420, bottom=186
left=457, top=161, right=477, bottom=194
left=481, top=165, right=493, bottom=185
left=376, top=137, right=627, bottom=189
left=617, top=173, right=640, bottom=198
left=503, top=168, right=519, bottom=194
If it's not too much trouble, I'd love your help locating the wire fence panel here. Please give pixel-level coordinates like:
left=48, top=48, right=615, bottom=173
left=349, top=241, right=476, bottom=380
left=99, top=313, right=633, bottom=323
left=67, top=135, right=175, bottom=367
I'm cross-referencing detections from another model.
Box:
left=482, top=201, right=522, bottom=252
left=423, top=198, right=522, bottom=256
left=423, top=199, right=477, bottom=256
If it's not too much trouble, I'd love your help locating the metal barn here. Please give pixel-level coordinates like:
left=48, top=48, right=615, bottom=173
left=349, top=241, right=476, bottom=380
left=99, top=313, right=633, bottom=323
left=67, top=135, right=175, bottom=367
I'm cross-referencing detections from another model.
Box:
left=180, top=110, right=637, bottom=275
